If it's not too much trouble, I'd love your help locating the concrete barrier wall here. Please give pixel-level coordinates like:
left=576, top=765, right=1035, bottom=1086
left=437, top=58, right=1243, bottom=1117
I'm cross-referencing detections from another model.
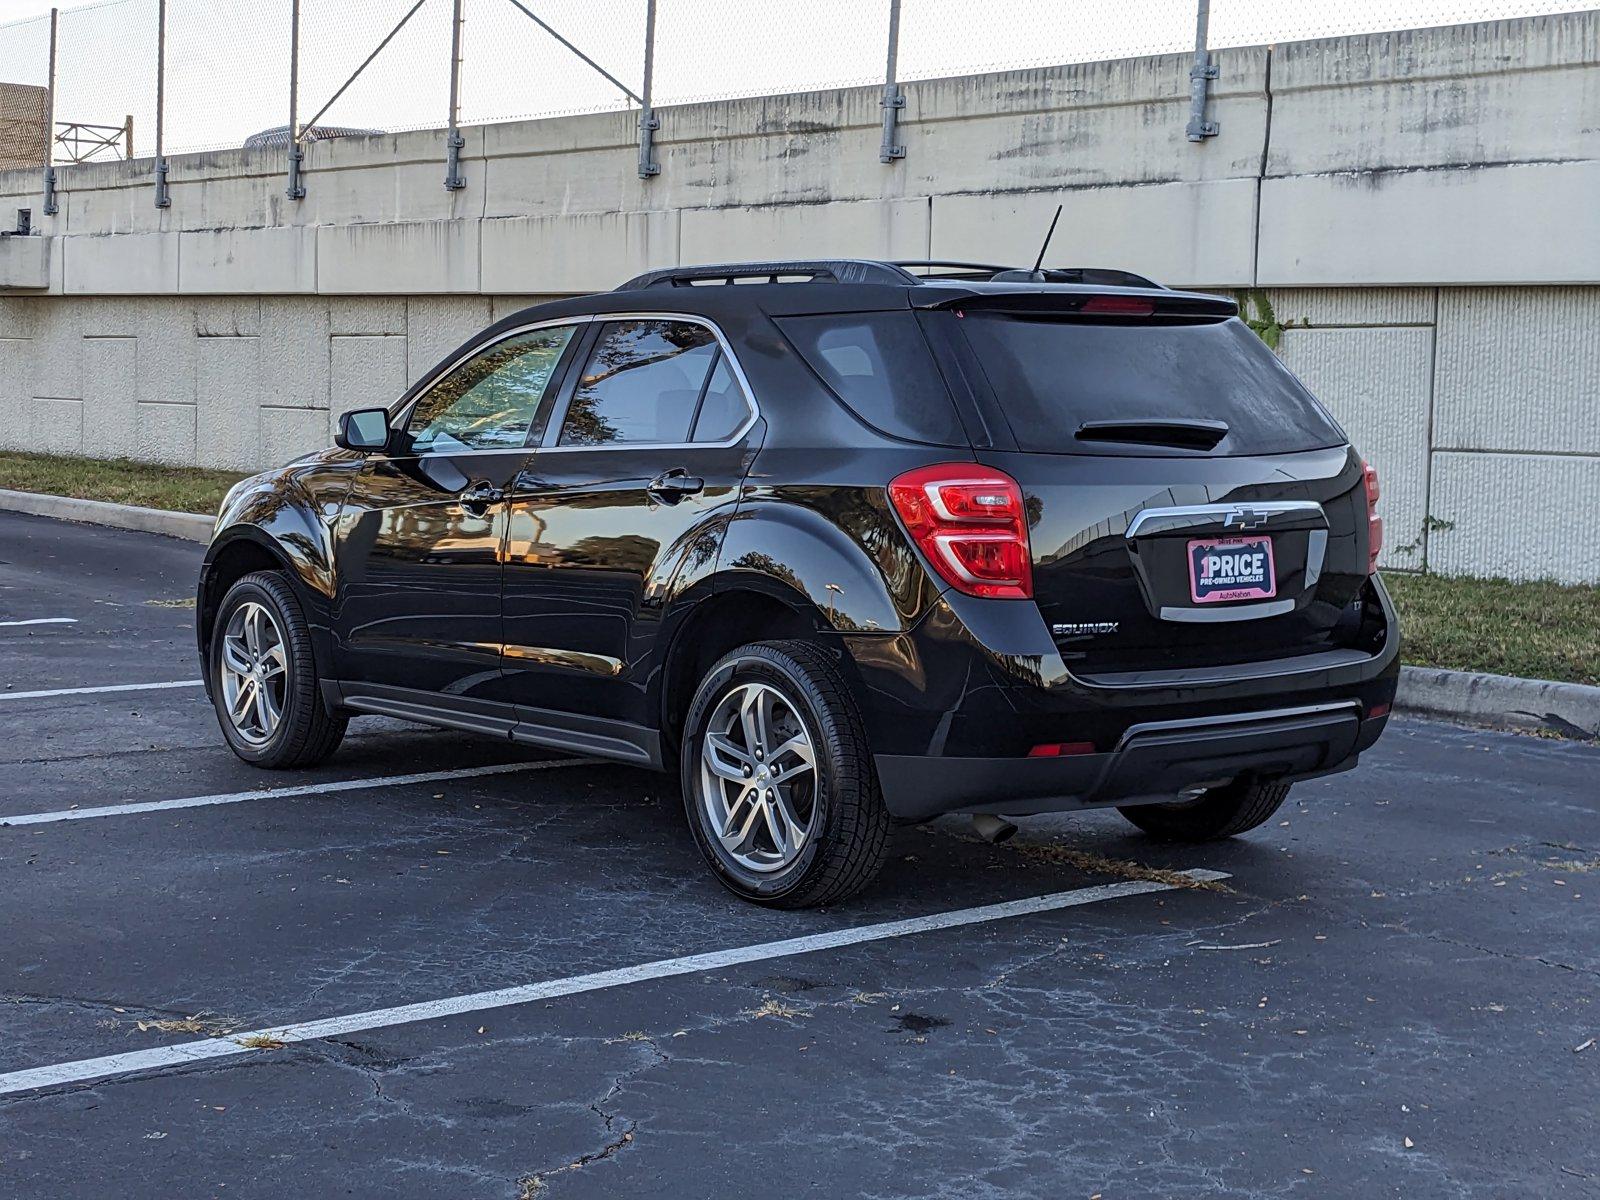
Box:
left=1, top=12, right=1597, bottom=583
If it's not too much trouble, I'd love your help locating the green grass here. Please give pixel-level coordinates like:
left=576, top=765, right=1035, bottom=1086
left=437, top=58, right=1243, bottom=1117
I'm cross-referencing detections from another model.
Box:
left=0, top=450, right=249, bottom=516
left=1385, top=571, right=1600, bottom=687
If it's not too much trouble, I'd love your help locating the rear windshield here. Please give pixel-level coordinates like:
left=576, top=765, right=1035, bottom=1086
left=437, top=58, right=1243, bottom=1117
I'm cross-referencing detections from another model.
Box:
left=955, top=313, right=1345, bottom=456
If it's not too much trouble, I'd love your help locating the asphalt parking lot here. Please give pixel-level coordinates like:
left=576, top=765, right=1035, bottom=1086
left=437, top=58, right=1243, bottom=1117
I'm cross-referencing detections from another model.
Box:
left=1, top=509, right=1597, bottom=1199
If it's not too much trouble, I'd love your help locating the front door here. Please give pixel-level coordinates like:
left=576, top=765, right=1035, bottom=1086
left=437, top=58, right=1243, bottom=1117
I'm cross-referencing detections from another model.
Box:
left=331, top=322, right=581, bottom=712
left=500, top=317, right=760, bottom=740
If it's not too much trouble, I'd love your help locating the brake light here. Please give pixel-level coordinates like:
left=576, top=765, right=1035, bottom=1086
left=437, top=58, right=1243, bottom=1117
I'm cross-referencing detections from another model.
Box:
left=1362, top=459, right=1383, bottom=574
left=1028, top=741, right=1096, bottom=757
left=1081, top=295, right=1155, bottom=316
left=888, top=463, right=1033, bottom=600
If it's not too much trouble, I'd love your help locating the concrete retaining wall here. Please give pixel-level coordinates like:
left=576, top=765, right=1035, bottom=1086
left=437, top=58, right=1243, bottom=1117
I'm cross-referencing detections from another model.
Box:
left=1, top=12, right=1598, bottom=582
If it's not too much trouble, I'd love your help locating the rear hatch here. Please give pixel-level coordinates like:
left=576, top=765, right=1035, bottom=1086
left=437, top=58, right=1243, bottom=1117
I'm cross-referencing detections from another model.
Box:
left=918, top=290, right=1378, bottom=677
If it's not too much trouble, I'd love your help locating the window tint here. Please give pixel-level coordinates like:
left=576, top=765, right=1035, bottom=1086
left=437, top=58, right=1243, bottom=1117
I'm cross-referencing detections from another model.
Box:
left=955, top=314, right=1345, bottom=456
left=560, top=320, right=718, bottom=447
left=406, top=325, right=574, bottom=453
left=691, top=354, right=752, bottom=442
left=777, top=311, right=966, bottom=446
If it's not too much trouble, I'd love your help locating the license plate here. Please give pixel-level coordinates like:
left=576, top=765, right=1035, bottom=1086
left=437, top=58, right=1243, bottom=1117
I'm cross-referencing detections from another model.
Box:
left=1187, top=536, right=1276, bottom=603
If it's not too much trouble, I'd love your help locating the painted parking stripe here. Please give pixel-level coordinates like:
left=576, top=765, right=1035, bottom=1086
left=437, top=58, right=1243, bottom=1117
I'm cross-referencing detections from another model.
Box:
left=0, top=617, right=78, bottom=628
left=0, top=758, right=593, bottom=827
left=0, top=679, right=205, bottom=702
left=0, top=870, right=1228, bottom=1096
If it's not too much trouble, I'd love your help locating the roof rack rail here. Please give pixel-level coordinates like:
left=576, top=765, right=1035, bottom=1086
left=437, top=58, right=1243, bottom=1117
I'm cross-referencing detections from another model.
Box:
left=618, top=259, right=919, bottom=290
left=992, top=266, right=1165, bottom=289
left=892, top=260, right=1016, bottom=279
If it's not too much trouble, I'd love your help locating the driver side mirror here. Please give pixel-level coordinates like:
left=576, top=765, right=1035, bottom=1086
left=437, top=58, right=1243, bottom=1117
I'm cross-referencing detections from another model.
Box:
left=335, top=408, right=392, bottom=453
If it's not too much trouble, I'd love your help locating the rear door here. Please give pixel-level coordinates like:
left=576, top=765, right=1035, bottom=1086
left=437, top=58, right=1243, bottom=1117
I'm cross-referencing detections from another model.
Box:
left=924, top=301, right=1374, bottom=676
left=500, top=316, right=760, bottom=740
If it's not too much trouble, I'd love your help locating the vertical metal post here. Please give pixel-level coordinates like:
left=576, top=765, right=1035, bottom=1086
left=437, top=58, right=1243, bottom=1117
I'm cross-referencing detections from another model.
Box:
left=878, top=0, right=905, bottom=163
left=636, top=0, right=659, bottom=178
left=154, top=0, right=170, bottom=206
left=286, top=0, right=305, bottom=198
left=444, top=0, right=466, bottom=190
left=42, top=8, right=58, bottom=216
left=1186, top=0, right=1219, bottom=141
left=123, top=115, right=133, bottom=158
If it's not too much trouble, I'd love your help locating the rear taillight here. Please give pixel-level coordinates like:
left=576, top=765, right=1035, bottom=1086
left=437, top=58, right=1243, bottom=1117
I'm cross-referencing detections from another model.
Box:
left=1362, top=459, right=1383, bottom=574
left=888, top=463, right=1033, bottom=600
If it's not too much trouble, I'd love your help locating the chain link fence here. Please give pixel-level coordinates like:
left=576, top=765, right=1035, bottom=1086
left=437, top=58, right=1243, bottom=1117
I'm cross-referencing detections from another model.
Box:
left=1, top=0, right=1593, bottom=187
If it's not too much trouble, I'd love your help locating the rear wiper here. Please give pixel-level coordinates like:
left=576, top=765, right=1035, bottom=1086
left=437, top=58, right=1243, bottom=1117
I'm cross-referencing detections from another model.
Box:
left=1074, top=418, right=1229, bottom=450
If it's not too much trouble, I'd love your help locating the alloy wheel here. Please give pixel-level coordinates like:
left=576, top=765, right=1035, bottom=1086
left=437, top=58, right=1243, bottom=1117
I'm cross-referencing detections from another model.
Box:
left=697, top=681, right=819, bottom=873
left=218, top=599, right=288, bottom=746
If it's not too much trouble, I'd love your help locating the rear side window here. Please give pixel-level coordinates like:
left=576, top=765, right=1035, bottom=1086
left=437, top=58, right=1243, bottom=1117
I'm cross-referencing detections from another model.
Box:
left=560, top=320, right=718, bottom=446
left=778, top=312, right=967, bottom=446
left=955, top=314, right=1345, bottom=456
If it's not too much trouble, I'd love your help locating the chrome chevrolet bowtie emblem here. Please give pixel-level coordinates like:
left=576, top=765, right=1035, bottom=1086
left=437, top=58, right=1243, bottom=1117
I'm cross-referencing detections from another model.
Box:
left=1224, top=507, right=1270, bottom=530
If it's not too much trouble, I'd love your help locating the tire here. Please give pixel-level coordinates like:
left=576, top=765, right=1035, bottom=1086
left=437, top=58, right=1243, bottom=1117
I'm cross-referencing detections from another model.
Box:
left=680, top=640, right=891, bottom=908
left=209, top=570, right=347, bottom=769
left=1117, top=778, right=1291, bottom=842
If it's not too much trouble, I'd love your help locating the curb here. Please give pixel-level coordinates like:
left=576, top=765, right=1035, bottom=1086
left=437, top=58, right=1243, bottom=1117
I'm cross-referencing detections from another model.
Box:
left=1395, top=665, right=1599, bottom=741
left=0, top=488, right=212, bottom=543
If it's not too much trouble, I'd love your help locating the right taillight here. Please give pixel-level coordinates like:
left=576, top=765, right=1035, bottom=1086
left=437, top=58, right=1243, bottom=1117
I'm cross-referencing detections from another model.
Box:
left=1362, top=458, right=1382, bottom=574
left=888, top=463, right=1033, bottom=600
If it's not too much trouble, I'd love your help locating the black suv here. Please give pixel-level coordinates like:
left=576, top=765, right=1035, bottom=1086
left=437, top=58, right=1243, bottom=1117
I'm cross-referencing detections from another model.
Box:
left=198, top=259, right=1398, bottom=907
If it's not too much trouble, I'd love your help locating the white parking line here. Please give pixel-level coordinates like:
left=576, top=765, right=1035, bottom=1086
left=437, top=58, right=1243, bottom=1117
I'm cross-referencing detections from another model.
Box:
left=0, top=869, right=1229, bottom=1096
left=0, top=617, right=78, bottom=628
left=0, top=758, right=592, bottom=827
left=0, top=679, right=205, bottom=702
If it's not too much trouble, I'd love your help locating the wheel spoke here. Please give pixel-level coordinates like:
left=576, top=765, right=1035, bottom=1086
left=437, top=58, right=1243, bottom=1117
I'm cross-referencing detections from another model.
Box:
left=768, top=733, right=813, bottom=775
left=772, top=788, right=809, bottom=854
left=720, top=785, right=760, bottom=845
left=257, top=678, right=282, bottom=730
left=738, top=685, right=763, bottom=754
left=760, top=797, right=788, bottom=857
left=243, top=605, right=262, bottom=656
left=703, top=731, right=753, bottom=782
left=259, top=643, right=288, bottom=678
left=229, top=678, right=255, bottom=725
left=221, top=637, right=252, bottom=676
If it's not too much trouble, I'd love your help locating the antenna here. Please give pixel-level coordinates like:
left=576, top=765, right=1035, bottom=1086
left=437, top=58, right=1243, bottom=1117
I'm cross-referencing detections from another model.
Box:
left=1030, top=204, right=1063, bottom=277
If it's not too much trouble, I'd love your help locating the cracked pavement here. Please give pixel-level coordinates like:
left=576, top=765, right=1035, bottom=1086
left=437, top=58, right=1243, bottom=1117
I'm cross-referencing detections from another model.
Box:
left=1, top=510, right=1597, bottom=1198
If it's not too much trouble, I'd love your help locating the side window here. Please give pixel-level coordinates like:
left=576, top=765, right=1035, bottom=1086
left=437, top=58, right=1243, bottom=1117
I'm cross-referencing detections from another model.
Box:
left=690, top=353, right=752, bottom=443
left=559, top=320, right=718, bottom=447
left=405, top=325, right=575, bottom=454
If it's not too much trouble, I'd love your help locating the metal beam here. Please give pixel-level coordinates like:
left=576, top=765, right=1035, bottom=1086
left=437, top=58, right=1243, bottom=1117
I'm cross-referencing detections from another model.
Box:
left=1186, top=0, right=1219, bottom=141
left=637, top=0, right=659, bottom=178
left=445, top=0, right=466, bottom=190
left=287, top=0, right=305, bottom=199
left=42, top=7, right=58, bottom=216
left=154, top=0, right=170, bottom=206
left=879, top=0, right=905, bottom=163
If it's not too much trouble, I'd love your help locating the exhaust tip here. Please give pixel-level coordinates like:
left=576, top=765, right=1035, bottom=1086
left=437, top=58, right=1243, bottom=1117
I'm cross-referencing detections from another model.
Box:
left=971, top=813, right=1018, bottom=844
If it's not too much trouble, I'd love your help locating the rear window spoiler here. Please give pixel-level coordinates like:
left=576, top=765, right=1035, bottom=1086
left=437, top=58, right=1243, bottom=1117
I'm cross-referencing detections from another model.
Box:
left=913, top=288, right=1238, bottom=321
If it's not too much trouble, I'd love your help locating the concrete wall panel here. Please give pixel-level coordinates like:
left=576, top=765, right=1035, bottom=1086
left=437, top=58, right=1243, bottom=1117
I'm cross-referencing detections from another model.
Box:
left=79, top=337, right=138, bottom=460
left=135, top=401, right=196, bottom=464
left=260, top=406, right=331, bottom=465
left=259, top=298, right=331, bottom=411
left=931, top=179, right=1257, bottom=288
left=62, top=232, right=180, bottom=294
left=1278, top=326, right=1434, bottom=569
left=405, top=298, right=492, bottom=388
left=1434, top=287, right=1600, bottom=455
left=482, top=211, right=679, bottom=295
left=178, top=226, right=316, bottom=294
left=195, top=336, right=263, bottom=468
left=330, top=334, right=408, bottom=435
left=0, top=337, right=32, bottom=450
left=1429, top=450, right=1600, bottom=584
left=1267, top=289, right=1435, bottom=328
left=679, top=200, right=926, bottom=275
left=317, top=220, right=480, bottom=294
left=29, top=397, right=83, bottom=455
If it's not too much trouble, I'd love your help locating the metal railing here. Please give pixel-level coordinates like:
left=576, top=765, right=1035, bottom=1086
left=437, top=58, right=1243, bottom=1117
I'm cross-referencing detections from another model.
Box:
left=0, top=0, right=1590, bottom=211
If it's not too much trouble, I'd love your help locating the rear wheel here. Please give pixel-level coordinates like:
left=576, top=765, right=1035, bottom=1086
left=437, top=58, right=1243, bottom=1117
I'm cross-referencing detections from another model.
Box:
left=209, top=571, right=346, bottom=768
left=1117, top=778, right=1291, bottom=842
left=680, top=640, right=891, bottom=908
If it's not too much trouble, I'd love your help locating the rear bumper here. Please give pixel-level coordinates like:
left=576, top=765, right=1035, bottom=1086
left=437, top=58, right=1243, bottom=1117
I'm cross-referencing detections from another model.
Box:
left=874, top=703, right=1387, bottom=821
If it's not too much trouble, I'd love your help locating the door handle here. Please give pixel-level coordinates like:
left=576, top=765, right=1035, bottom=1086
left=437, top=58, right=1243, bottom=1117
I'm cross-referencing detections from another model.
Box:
left=458, top=480, right=504, bottom=515
left=647, top=469, right=704, bottom=503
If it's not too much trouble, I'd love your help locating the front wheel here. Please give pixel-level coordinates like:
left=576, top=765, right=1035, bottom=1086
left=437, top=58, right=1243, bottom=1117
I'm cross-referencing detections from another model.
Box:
left=680, top=640, right=891, bottom=908
left=209, top=570, right=346, bottom=768
left=1117, top=778, right=1291, bottom=842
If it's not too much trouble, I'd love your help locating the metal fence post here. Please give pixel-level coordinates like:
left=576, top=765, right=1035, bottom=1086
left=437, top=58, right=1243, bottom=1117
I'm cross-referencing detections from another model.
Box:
left=286, top=0, right=305, bottom=199
left=1185, top=0, right=1219, bottom=141
left=154, top=0, right=170, bottom=206
left=878, top=0, right=905, bottom=162
left=444, top=0, right=466, bottom=190
left=42, top=7, right=59, bottom=216
left=637, top=0, right=659, bottom=178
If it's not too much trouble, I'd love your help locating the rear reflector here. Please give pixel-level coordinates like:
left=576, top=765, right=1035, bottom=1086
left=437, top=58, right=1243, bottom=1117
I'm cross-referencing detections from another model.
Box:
left=1027, top=742, right=1096, bottom=757
left=888, top=463, right=1033, bottom=600
left=1081, top=295, right=1156, bottom=316
left=1362, top=459, right=1383, bottom=574
left=1367, top=702, right=1391, bottom=720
